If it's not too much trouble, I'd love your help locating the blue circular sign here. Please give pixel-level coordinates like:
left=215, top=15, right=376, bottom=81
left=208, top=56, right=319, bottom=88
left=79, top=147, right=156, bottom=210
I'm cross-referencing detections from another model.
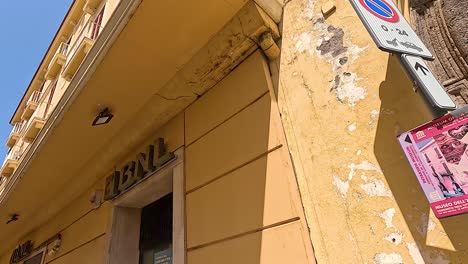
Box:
left=359, top=0, right=400, bottom=23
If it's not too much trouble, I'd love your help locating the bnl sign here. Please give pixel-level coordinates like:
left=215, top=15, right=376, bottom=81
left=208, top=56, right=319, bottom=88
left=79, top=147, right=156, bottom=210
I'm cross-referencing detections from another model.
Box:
left=350, top=0, right=433, bottom=59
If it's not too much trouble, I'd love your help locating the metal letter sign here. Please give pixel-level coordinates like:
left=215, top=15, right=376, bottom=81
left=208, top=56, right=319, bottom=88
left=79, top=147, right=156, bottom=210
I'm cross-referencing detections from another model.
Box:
left=400, top=54, right=456, bottom=110
left=350, top=0, right=433, bottom=59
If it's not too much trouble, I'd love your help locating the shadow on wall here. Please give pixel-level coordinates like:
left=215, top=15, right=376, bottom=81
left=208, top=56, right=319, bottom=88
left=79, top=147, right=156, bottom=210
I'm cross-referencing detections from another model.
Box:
left=374, top=55, right=468, bottom=262
left=184, top=51, right=310, bottom=263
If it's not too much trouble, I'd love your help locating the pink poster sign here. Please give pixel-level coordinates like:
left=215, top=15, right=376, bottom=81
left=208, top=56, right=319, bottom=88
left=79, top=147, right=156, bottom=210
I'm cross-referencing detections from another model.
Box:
left=398, top=107, right=468, bottom=218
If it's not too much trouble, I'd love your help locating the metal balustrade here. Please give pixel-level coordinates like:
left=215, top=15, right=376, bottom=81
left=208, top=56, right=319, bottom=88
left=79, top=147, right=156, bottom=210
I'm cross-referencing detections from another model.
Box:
left=12, top=122, right=23, bottom=134
left=26, top=90, right=41, bottom=106
left=46, top=42, right=69, bottom=78
left=65, top=17, right=104, bottom=67
left=2, top=146, right=21, bottom=167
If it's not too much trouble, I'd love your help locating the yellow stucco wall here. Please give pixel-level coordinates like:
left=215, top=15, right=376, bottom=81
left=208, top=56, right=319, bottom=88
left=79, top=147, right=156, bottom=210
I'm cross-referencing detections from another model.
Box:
left=0, top=178, right=110, bottom=264
left=184, top=50, right=314, bottom=263
left=274, top=0, right=468, bottom=263
left=0, top=49, right=315, bottom=264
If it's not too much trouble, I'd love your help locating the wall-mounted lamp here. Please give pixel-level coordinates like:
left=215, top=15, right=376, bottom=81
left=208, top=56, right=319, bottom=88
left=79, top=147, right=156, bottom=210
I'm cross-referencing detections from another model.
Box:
left=6, top=214, right=19, bottom=224
left=48, top=234, right=62, bottom=256
left=92, top=107, right=114, bottom=126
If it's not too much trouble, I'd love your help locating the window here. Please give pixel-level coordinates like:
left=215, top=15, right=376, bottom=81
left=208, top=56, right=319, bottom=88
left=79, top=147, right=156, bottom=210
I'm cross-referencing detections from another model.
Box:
left=91, top=5, right=105, bottom=40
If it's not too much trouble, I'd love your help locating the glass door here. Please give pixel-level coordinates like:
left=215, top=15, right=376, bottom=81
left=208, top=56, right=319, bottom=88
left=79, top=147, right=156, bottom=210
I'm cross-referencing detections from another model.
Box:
left=139, top=193, right=173, bottom=264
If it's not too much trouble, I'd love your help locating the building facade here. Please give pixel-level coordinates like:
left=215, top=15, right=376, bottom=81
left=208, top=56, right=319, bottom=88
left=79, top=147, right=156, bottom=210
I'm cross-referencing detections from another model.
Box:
left=0, top=0, right=466, bottom=263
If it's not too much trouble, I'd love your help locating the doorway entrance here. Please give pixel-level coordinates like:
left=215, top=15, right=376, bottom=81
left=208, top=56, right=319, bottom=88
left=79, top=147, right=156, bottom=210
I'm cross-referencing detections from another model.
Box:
left=105, top=149, right=185, bottom=264
left=139, top=194, right=173, bottom=264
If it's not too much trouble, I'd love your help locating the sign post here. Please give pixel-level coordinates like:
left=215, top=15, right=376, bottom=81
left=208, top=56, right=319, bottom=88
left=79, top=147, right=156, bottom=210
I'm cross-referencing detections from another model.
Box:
left=349, top=0, right=433, bottom=59
left=400, top=54, right=456, bottom=111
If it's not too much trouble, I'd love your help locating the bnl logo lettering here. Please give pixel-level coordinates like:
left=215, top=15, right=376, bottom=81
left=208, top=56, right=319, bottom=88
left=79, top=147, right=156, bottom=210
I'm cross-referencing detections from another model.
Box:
left=359, top=0, right=400, bottom=23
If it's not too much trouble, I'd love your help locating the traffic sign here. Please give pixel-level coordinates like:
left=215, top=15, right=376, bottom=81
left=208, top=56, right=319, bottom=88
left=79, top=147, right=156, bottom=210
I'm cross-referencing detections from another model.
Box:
left=400, top=54, right=456, bottom=110
left=350, top=0, right=433, bottom=59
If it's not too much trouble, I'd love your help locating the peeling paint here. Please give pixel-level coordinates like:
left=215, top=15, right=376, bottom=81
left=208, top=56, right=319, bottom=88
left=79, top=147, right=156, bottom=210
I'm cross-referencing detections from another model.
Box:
left=360, top=178, right=392, bottom=197
left=280, top=0, right=463, bottom=262
left=370, top=109, right=380, bottom=119
left=361, top=174, right=368, bottom=181
left=406, top=243, right=425, bottom=264
left=303, top=0, right=317, bottom=20
left=380, top=208, right=396, bottom=229
left=381, top=108, right=396, bottom=115
left=408, top=241, right=450, bottom=264
left=348, top=160, right=382, bottom=180
left=307, top=16, right=367, bottom=106
left=373, top=253, right=403, bottom=264
left=348, top=122, right=357, bottom=132
left=333, top=175, right=349, bottom=197
left=335, top=72, right=367, bottom=106
left=427, top=218, right=436, bottom=232
left=317, top=25, right=347, bottom=57
left=421, top=253, right=450, bottom=264
left=416, top=213, right=436, bottom=235
left=295, top=32, right=313, bottom=54
left=369, top=109, right=380, bottom=125
left=384, top=232, right=403, bottom=245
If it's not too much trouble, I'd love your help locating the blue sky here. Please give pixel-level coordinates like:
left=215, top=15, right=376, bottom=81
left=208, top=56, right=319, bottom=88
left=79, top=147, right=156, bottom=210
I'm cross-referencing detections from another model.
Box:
left=0, top=1, right=72, bottom=156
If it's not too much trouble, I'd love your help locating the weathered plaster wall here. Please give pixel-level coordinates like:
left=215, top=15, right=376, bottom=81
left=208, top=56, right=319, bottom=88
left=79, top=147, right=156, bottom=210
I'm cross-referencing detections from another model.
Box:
left=273, top=0, right=468, bottom=262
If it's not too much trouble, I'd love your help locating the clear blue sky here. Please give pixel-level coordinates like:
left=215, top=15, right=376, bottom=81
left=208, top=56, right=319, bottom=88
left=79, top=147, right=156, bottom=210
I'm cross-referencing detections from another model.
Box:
left=0, top=1, right=72, bottom=156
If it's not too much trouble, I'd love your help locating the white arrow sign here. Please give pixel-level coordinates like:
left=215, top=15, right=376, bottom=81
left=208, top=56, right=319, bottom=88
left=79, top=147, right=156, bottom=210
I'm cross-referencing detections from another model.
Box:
left=401, top=54, right=456, bottom=110
left=349, top=0, right=433, bottom=59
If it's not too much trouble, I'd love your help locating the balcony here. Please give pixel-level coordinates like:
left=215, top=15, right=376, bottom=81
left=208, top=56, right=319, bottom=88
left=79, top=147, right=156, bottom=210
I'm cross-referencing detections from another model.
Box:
left=0, top=147, right=21, bottom=177
left=23, top=117, right=46, bottom=143
left=62, top=17, right=103, bottom=80
left=5, top=122, right=23, bottom=148
left=45, top=42, right=68, bottom=80
left=21, top=90, right=41, bottom=121
left=22, top=81, right=57, bottom=143
left=0, top=176, right=6, bottom=196
left=84, top=0, right=103, bottom=13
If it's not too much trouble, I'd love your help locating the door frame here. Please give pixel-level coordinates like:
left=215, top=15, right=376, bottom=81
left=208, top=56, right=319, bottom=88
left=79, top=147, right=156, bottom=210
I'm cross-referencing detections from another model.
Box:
left=104, top=148, right=185, bottom=264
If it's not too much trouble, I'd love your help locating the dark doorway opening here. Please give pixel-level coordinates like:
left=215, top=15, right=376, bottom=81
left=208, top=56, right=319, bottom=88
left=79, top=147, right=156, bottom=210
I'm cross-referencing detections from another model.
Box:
left=139, top=193, right=173, bottom=264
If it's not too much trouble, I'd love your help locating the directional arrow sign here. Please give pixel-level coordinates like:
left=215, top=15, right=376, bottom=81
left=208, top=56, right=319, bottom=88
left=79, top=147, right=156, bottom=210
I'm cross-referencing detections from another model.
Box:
left=414, top=62, right=428, bottom=75
left=349, top=0, right=433, bottom=59
left=401, top=54, right=456, bottom=110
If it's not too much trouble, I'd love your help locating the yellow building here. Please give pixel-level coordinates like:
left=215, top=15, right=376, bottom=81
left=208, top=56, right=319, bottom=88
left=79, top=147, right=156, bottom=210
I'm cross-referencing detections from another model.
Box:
left=0, top=0, right=466, bottom=263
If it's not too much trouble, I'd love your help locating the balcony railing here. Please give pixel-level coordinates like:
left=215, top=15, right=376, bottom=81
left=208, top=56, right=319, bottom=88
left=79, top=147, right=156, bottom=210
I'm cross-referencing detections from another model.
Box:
left=6, top=121, right=24, bottom=148
left=0, top=145, right=22, bottom=177
left=21, top=90, right=42, bottom=121
left=48, top=42, right=69, bottom=70
left=5, top=147, right=21, bottom=163
left=22, top=81, right=57, bottom=143
left=12, top=122, right=23, bottom=134
left=58, top=42, right=69, bottom=56
left=0, top=176, right=7, bottom=196
left=27, top=90, right=42, bottom=106
left=66, top=18, right=103, bottom=65
left=62, top=16, right=104, bottom=79
left=46, top=42, right=69, bottom=79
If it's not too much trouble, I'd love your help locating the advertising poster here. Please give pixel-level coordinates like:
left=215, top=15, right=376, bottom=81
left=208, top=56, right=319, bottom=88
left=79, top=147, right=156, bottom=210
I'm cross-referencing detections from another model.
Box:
left=398, top=108, right=468, bottom=218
